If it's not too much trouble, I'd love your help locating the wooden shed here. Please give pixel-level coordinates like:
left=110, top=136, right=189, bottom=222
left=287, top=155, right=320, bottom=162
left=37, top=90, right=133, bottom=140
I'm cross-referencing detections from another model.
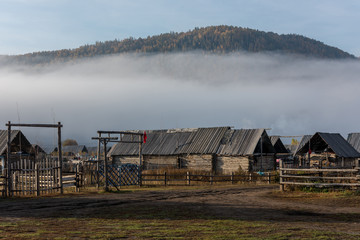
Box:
left=178, top=127, right=231, bottom=172
left=108, top=129, right=198, bottom=170
left=295, top=132, right=360, bottom=168
left=216, top=129, right=276, bottom=173
left=0, top=130, right=33, bottom=170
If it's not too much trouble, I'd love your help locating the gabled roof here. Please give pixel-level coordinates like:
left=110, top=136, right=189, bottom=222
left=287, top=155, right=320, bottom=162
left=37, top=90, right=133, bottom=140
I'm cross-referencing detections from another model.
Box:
left=109, top=127, right=231, bottom=156
left=347, top=133, right=360, bottom=153
left=270, top=136, right=289, bottom=153
left=180, top=127, right=230, bottom=154
left=109, top=129, right=195, bottom=156
left=0, top=130, right=32, bottom=155
left=294, top=135, right=312, bottom=156
left=296, top=132, right=360, bottom=158
left=217, top=129, right=276, bottom=156
left=41, top=145, right=58, bottom=155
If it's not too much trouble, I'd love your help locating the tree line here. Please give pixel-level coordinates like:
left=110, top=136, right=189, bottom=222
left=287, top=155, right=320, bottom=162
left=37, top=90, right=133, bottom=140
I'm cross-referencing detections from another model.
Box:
left=4, top=25, right=355, bottom=65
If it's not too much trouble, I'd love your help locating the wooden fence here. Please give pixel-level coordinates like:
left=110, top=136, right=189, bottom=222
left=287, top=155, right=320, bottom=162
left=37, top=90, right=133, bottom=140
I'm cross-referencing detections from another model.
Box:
left=140, top=171, right=276, bottom=186
left=0, top=159, right=83, bottom=197
left=279, top=160, right=360, bottom=191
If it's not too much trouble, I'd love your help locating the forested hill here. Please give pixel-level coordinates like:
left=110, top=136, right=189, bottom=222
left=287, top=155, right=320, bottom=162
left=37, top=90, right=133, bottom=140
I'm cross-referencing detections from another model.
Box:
left=4, top=25, right=356, bottom=65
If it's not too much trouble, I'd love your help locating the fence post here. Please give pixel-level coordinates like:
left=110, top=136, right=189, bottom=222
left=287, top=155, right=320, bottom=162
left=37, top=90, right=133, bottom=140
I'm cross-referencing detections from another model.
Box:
left=279, top=159, right=284, bottom=191
left=231, top=172, right=234, bottom=184
left=35, top=163, right=40, bottom=196
left=76, top=164, right=79, bottom=192
left=187, top=171, right=190, bottom=186
left=139, top=170, right=142, bottom=187
left=268, top=172, right=271, bottom=184
left=249, top=172, right=252, bottom=183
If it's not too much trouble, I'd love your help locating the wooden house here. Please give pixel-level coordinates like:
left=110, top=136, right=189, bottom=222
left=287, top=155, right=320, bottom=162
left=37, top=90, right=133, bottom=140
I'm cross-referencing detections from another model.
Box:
left=0, top=130, right=33, bottom=170
left=108, top=128, right=198, bottom=170
left=295, top=132, right=360, bottom=168
left=178, top=127, right=231, bottom=172
left=216, top=129, right=276, bottom=174
left=108, top=127, right=276, bottom=173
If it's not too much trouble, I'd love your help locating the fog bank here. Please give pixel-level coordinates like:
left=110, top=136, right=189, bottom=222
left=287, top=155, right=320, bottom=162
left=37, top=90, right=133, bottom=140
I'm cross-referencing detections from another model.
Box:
left=1, top=52, right=360, bottom=146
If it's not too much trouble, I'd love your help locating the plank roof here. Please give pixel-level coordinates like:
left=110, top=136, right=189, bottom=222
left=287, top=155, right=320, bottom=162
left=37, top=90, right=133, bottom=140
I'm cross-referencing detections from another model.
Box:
left=347, top=133, right=360, bottom=153
left=296, top=132, right=360, bottom=158
left=294, top=135, right=312, bottom=156
left=217, top=129, right=275, bottom=155
left=109, top=127, right=230, bottom=156
left=0, top=130, right=32, bottom=155
left=270, top=136, right=289, bottom=153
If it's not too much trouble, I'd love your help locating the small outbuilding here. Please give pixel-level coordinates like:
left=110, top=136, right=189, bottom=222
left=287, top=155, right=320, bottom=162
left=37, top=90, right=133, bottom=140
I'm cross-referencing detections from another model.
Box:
left=216, top=129, right=276, bottom=173
left=295, top=132, right=360, bottom=168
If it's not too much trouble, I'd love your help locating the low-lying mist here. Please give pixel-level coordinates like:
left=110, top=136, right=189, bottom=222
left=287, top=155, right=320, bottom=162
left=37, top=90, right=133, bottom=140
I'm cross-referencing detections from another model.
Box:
left=1, top=52, right=360, bottom=146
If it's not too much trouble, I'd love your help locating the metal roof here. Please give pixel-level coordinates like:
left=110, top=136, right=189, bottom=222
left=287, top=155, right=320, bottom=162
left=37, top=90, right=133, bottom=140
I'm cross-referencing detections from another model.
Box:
left=270, top=136, right=289, bottom=153
left=217, top=129, right=275, bottom=155
left=0, top=130, right=32, bottom=155
left=296, top=132, right=360, bottom=158
left=347, top=133, right=360, bottom=153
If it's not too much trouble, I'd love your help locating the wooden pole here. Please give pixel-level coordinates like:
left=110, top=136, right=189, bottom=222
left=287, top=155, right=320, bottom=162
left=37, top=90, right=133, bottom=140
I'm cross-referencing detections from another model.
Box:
left=164, top=172, right=167, bottom=186
left=97, top=132, right=101, bottom=189
left=7, top=121, right=11, bottom=197
left=279, top=159, right=284, bottom=191
left=231, top=172, right=234, bottom=184
left=35, top=163, right=40, bottom=196
left=187, top=171, right=190, bottom=186
left=58, top=122, right=63, bottom=194
left=139, top=135, right=142, bottom=169
left=104, top=140, right=109, bottom=191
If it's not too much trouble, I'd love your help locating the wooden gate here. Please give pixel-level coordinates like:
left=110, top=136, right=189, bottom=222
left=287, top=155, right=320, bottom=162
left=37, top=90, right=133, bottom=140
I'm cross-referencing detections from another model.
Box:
left=5, top=158, right=61, bottom=196
left=99, top=164, right=140, bottom=188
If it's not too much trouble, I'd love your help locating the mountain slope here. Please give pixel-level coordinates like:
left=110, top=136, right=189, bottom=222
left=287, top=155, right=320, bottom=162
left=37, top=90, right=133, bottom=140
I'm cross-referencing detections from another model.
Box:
left=4, top=25, right=356, bottom=65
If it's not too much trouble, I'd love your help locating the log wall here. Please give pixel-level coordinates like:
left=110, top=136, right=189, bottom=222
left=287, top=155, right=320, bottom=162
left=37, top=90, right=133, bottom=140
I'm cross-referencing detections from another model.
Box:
left=181, top=154, right=213, bottom=172
left=216, top=156, right=250, bottom=174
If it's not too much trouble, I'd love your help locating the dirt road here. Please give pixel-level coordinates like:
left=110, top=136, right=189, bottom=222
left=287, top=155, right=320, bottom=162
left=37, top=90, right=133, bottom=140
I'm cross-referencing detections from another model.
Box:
left=1, top=185, right=360, bottom=235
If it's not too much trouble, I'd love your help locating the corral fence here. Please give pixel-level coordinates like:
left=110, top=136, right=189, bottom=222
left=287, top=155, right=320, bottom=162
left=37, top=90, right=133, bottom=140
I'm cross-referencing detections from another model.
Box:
left=140, top=171, right=277, bottom=186
left=0, top=159, right=83, bottom=197
left=79, top=161, right=279, bottom=188
left=279, top=159, right=360, bottom=191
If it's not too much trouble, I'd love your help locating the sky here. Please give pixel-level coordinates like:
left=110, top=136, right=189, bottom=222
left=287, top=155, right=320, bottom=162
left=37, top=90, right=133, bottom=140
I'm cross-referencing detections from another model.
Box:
left=0, top=0, right=359, bottom=56
left=1, top=0, right=360, bottom=146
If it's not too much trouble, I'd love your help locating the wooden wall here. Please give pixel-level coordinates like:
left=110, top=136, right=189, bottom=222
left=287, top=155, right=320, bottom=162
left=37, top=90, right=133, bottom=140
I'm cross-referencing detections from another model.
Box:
left=180, top=154, right=213, bottom=172
left=253, top=155, right=275, bottom=171
left=144, top=155, right=178, bottom=170
left=216, top=156, right=250, bottom=174
left=298, top=153, right=357, bottom=168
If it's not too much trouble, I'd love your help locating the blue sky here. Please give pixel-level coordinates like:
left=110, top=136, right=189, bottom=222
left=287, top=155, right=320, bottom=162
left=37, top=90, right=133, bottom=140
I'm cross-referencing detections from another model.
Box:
left=0, top=0, right=359, bottom=56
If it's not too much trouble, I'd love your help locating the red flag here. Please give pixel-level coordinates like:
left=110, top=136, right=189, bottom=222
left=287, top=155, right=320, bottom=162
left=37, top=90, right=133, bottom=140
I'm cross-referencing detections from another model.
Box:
left=143, top=131, right=147, bottom=143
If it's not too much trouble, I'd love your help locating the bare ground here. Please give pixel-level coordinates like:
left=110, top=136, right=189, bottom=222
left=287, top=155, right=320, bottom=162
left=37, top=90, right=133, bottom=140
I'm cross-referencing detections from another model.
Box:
left=1, top=184, right=360, bottom=238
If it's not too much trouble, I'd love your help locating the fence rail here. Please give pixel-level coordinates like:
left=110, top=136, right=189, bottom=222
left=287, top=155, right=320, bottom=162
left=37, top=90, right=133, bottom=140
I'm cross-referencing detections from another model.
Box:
left=140, top=171, right=276, bottom=186
left=279, top=159, right=360, bottom=191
